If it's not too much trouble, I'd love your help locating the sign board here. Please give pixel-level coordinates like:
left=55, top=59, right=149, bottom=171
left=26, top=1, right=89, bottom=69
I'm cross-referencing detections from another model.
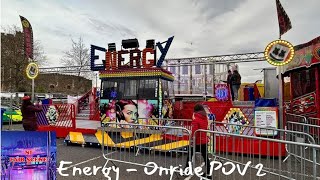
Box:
left=264, top=40, right=295, bottom=66
left=90, top=36, right=174, bottom=71
left=26, top=62, right=39, bottom=79
left=254, top=107, right=278, bottom=136
left=214, top=84, right=230, bottom=101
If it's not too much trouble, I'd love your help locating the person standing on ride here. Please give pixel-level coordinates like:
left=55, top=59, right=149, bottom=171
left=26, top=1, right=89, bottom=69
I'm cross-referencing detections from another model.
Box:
left=224, top=70, right=234, bottom=101
left=21, top=96, right=42, bottom=131
left=185, top=104, right=211, bottom=179
left=231, top=70, right=241, bottom=101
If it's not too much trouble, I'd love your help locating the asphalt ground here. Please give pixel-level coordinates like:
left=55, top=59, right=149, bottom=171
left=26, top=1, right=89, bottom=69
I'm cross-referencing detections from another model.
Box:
left=2, top=123, right=319, bottom=180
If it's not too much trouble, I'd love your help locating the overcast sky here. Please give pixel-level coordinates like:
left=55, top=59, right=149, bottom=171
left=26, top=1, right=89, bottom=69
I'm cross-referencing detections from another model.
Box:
left=1, top=0, right=319, bottom=83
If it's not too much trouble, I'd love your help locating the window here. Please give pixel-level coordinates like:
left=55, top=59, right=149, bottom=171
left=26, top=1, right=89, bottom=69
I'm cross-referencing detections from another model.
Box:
left=291, top=68, right=316, bottom=98
left=138, top=79, right=157, bottom=99
left=209, top=65, right=214, bottom=74
left=124, top=80, right=137, bottom=98
left=49, top=84, right=55, bottom=89
left=170, top=67, right=176, bottom=74
left=161, top=79, right=169, bottom=98
left=195, top=65, right=201, bottom=74
left=182, top=66, right=188, bottom=75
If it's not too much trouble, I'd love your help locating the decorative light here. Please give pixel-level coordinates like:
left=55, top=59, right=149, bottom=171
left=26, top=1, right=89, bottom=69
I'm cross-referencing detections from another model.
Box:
left=264, top=40, right=295, bottom=66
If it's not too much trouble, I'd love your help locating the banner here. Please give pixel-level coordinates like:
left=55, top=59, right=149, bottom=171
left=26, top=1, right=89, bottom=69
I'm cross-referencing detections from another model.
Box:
left=276, top=0, right=292, bottom=37
left=19, top=15, right=34, bottom=60
left=284, top=36, right=320, bottom=72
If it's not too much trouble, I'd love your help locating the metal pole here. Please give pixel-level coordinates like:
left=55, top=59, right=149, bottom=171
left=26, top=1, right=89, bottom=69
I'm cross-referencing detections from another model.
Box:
left=190, top=65, right=193, bottom=94
left=278, top=66, right=284, bottom=139
left=177, top=60, right=180, bottom=94
left=47, top=131, right=51, bottom=179
left=212, top=62, right=216, bottom=97
left=32, top=78, right=35, bottom=102
left=9, top=94, right=13, bottom=130
left=96, top=72, right=98, bottom=88
left=204, top=65, right=207, bottom=100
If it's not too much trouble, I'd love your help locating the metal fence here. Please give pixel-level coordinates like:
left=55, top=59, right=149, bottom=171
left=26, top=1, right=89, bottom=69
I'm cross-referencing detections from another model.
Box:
left=37, top=104, right=76, bottom=128
left=98, top=119, right=320, bottom=179
left=101, top=122, right=192, bottom=179
left=286, top=113, right=320, bottom=145
left=193, top=129, right=320, bottom=180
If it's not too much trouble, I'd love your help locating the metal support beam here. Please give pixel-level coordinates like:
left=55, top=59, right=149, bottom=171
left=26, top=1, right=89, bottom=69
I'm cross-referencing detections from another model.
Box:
left=39, top=52, right=265, bottom=74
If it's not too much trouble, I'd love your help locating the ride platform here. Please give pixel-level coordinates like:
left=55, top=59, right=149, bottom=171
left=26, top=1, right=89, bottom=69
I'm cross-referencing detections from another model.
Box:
left=64, top=127, right=190, bottom=153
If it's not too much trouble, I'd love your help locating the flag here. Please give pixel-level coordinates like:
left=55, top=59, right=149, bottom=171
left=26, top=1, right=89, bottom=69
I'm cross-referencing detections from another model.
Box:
left=19, top=15, right=34, bottom=60
left=276, top=0, right=292, bottom=37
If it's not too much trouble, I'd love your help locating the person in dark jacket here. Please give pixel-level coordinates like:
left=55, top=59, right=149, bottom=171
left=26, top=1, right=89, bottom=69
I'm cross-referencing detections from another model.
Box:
left=231, top=70, right=241, bottom=101
left=223, top=70, right=235, bottom=101
left=21, top=96, right=42, bottom=131
left=185, top=104, right=211, bottom=179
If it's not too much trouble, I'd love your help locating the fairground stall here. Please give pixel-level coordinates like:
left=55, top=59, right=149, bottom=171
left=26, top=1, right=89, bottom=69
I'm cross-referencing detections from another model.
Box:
left=283, top=36, right=320, bottom=119
left=57, top=37, right=191, bottom=152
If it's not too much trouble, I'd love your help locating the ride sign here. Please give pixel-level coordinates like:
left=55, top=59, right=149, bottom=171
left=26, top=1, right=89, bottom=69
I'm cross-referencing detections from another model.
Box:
left=26, top=62, right=39, bottom=79
left=215, top=84, right=229, bottom=101
left=90, top=36, right=174, bottom=71
left=264, top=39, right=295, bottom=66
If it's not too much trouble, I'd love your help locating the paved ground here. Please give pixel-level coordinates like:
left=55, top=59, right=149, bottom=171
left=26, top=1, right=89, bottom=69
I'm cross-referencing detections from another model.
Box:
left=2, top=123, right=319, bottom=180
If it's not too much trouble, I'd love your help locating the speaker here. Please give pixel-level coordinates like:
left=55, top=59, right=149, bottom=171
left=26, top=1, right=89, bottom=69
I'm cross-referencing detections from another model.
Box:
left=146, top=39, right=155, bottom=49
left=122, top=39, right=139, bottom=49
left=108, top=43, right=116, bottom=52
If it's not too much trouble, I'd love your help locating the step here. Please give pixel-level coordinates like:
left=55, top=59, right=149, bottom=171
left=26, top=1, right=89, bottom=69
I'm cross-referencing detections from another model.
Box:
left=76, top=117, right=90, bottom=120
left=77, top=113, right=90, bottom=117
left=232, top=101, right=255, bottom=107
left=80, top=110, right=90, bottom=113
left=65, top=131, right=189, bottom=152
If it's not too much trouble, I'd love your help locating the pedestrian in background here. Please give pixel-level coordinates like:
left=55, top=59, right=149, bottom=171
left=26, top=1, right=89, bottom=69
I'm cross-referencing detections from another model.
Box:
left=185, top=103, right=211, bottom=179
left=21, top=96, right=42, bottom=131
left=231, top=70, right=241, bottom=101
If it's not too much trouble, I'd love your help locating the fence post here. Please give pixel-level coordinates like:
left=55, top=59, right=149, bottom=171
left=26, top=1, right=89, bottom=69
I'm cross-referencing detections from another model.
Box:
left=71, top=104, right=76, bottom=129
left=312, top=147, right=317, bottom=180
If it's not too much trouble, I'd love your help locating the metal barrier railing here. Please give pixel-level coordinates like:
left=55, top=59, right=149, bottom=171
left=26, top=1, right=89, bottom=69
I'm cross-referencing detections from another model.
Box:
left=101, top=117, right=193, bottom=130
left=101, top=122, right=192, bottom=179
left=97, top=118, right=320, bottom=179
left=193, top=129, right=320, bottom=180
left=37, top=104, right=76, bottom=128
left=308, top=117, right=320, bottom=145
left=211, top=121, right=318, bottom=167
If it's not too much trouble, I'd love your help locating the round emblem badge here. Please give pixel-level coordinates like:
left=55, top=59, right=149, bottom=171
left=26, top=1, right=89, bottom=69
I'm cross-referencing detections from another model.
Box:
left=313, top=45, right=320, bottom=60
left=264, top=40, right=295, bottom=66
left=26, top=62, right=39, bottom=79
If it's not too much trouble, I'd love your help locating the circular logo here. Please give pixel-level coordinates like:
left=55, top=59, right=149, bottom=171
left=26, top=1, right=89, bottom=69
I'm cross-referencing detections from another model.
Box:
left=313, top=45, right=320, bottom=60
left=26, top=62, right=39, bottom=79
left=22, top=20, right=30, bottom=28
left=215, top=85, right=229, bottom=101
left=264, top=40, right=295, bottom=66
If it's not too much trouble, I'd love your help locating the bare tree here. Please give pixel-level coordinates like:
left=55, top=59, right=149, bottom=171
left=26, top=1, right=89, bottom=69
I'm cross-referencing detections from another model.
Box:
left=1, top=25, right=48, bottom=92
left=33, top=40, right=48, bottom=67
left=1, top=25, right=48, bottom=66
left=60, top=36, right=92, bottom=78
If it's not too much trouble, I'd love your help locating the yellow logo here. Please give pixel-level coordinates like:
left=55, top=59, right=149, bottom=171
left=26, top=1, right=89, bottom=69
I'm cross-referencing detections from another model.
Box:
left=26, top=62, right=39, bottom=79
left=22, top=20, right=30, bottom=28
left=264, top=40, right=295, bottom=66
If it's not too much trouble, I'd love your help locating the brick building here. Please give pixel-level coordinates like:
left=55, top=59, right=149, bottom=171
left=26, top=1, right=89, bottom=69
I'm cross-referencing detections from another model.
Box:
left=34, top=73, right=92, bottom=95
left=1, top=31, right=92, bottom=95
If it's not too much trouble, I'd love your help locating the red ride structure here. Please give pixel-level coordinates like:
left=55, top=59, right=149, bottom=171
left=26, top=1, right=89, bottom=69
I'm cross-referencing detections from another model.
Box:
left=283, top=36, right=320, bottom=119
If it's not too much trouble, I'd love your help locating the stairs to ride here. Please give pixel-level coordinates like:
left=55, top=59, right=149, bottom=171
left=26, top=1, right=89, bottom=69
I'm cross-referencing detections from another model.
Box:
left=232, top=101, right=255, bottom=107
left=76, top=106, right=90, bottom=120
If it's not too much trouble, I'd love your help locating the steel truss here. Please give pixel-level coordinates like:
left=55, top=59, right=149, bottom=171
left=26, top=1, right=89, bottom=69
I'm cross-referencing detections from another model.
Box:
left=39, top=52, right=265, bottom=73
left=39, top=65, right=92, bottom=74
left=164, top=52, right=265, bottom=66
